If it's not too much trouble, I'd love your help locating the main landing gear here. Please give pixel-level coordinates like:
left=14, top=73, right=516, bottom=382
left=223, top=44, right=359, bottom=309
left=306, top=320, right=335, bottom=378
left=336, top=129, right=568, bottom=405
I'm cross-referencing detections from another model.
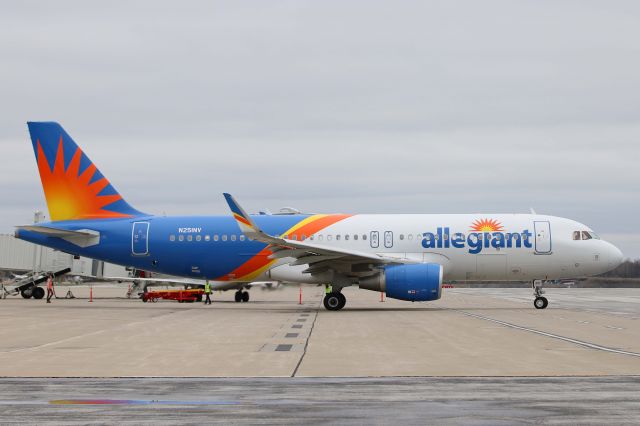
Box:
left=532, top=280, right=548, bottom=310
left=234, top=290, right=250, bottom=303
left=323, top=292, right=346, bottom=311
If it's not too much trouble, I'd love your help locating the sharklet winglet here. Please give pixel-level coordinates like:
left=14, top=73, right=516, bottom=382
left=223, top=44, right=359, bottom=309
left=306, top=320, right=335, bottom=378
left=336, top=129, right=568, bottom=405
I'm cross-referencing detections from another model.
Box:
left=223, top=193, right=280, bottom=245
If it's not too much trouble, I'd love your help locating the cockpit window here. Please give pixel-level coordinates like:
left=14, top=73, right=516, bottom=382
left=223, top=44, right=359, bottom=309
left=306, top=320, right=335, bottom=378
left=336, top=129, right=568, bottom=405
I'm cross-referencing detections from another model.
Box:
left=582, top=231, right=593, bottom=240
left=573, top=231, right=581, bottom=241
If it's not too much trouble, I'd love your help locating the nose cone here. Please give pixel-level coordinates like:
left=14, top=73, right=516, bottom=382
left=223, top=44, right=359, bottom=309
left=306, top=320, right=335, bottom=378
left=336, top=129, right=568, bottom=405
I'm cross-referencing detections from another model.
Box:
left=607, top=242, right=624, bottom=270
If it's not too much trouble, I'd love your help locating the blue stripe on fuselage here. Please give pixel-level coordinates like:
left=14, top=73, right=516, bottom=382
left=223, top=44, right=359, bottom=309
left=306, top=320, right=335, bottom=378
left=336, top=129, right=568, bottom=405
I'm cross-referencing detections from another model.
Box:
left=15, top=215, right=309, bottom=279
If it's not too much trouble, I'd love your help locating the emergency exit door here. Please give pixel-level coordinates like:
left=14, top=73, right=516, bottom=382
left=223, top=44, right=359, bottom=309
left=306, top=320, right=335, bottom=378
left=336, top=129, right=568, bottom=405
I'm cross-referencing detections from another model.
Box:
left=384, top=231, right=394, bottom=248
left=132, top=222, right=150, bottom=256
left=534, top=221, right=552, bottom=254
left=370, top=231, right=379, bottom=248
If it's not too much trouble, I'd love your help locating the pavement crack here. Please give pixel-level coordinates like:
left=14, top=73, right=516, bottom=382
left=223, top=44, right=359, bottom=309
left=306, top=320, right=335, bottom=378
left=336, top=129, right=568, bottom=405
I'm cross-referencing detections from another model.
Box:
left=291, top=308, right=319, bottom=377
left=0, top=308, right=194, bottom=354
left=452, top=309, right=640, bottom=359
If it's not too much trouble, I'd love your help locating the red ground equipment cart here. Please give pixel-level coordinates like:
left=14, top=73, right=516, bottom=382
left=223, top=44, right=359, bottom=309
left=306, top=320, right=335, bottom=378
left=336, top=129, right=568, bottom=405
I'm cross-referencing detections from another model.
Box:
left=142, top=289, right=204, bottom=303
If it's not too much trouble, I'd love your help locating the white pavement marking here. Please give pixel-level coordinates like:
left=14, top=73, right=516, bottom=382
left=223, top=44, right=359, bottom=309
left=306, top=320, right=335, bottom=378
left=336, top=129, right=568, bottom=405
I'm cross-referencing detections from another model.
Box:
left=454, top=309, right=640, bottom=359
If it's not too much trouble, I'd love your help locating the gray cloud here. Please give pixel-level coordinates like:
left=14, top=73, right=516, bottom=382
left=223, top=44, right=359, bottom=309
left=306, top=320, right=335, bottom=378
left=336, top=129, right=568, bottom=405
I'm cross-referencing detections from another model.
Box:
left=1, top=0, right=639, bottom=257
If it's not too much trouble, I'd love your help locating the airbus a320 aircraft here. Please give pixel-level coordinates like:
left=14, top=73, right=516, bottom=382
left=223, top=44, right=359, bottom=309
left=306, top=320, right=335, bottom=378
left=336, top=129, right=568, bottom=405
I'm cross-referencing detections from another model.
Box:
left=15, top=122, right=624, bottom=310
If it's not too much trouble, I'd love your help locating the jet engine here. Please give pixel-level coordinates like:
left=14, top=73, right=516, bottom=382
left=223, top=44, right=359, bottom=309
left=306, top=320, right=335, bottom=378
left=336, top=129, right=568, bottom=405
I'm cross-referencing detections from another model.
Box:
left=359, top=263, right=443, bottom=302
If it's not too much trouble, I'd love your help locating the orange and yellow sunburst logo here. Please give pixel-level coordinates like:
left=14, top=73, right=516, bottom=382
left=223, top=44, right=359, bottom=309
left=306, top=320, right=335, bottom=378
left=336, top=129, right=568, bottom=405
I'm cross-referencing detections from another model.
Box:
left=470, top=218, right=504, bottom=232
left=36, top=137, right=132, bottom=221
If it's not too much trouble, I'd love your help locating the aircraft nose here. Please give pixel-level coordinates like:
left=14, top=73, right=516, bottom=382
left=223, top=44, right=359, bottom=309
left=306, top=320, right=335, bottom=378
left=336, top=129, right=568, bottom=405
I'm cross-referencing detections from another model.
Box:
left=607, top=242, right=624, bottom=269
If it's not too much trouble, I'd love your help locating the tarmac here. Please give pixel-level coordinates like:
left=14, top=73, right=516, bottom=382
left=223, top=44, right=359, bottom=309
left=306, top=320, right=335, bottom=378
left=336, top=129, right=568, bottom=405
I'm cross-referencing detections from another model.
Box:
left=0, top=285, right=639, bottom=377
left=0, top=285, right=639, bottom=423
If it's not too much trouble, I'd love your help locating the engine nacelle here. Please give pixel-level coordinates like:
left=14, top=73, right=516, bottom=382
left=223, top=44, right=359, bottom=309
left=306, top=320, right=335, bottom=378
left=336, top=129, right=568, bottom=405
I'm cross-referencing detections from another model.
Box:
left=359, top=263, right=443, bottom=302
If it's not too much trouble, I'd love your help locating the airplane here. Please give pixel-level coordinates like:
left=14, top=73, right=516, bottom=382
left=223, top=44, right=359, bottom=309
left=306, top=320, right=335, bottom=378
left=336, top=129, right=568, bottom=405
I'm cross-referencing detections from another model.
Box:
left=10, top=272, right=30, bottom=280
left=14, top=122, right=624, bottom=311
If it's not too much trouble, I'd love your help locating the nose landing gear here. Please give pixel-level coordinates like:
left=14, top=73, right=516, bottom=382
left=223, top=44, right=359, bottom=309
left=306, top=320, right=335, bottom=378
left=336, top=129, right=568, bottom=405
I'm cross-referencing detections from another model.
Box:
left=323, top=292, right=346, bottom=311
left=533, top=280, right=548, bottom=309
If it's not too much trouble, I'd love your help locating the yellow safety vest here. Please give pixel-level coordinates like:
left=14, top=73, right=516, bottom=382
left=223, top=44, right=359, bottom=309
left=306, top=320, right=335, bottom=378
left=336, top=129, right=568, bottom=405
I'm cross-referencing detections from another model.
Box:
left=204, top=281, right=211, bottom=294
left=325, top=285, right=332, bottom=294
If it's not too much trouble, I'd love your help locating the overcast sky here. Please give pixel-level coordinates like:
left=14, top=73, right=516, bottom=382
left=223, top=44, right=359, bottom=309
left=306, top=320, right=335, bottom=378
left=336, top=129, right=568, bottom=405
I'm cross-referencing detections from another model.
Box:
left=1, top=1, right=639, bottom=258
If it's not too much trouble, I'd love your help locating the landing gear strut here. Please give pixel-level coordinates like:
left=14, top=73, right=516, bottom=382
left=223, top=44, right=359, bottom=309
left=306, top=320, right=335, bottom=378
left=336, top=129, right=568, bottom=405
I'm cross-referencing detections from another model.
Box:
left=532, top=280, right=548, bottom=310
left=235, top=290, right=250, bottom=303
left=323, top=292, right=346, bottom=311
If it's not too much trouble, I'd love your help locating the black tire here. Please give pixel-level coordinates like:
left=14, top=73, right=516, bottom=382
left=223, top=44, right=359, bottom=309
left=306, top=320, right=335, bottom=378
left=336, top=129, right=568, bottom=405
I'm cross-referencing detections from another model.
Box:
left=21, top=289, right=32, bottom=299
left=241, top=291, right=250, bottom=303
left=32, top=287, right=45, bottom=300
left=336, top=292, right=346, bottom=310
left=534, top=297, right=548, bottom=310
left=323, top=293, right=344, bottom=311
left=234, top=291, right=242, bottom=303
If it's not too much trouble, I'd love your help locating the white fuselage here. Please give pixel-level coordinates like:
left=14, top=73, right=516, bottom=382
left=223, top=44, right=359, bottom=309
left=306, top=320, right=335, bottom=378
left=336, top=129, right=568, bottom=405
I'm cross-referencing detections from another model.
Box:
left=265, top=214, right=623, bottom=284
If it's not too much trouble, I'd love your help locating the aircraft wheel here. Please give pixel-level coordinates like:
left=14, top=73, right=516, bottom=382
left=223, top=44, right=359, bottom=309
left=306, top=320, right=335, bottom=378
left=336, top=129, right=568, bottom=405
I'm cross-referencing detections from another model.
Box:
left=323, top=293, right=344, bottom=311
left=534, top=297, right=548, bottom=310
left=32, top=287, right=45, bottom=300
left=20, top=289, right=32, bottom=299
left=234, top=291, right=242, bottom=303
left=336, top=292, right=346, bottom=310
left=241, top=291, right=250, bottom=303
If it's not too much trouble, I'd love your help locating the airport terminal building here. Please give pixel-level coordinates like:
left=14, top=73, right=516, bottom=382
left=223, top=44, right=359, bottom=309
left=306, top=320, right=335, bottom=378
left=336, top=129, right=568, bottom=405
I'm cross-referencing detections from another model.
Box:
left=0, top=233, right=126, bottom=280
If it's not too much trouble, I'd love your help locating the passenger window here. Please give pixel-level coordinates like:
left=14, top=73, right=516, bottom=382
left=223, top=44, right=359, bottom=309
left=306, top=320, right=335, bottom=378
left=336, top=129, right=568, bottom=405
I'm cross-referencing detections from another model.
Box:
left=178, top=235, right=184, bottom=242
left=292, top=234, right=298, bottom=241
left=318, top=235, right=324, bottom=241
left=408, top=234, right=413, bottom=241
left=327, top=235, right=333, bottom=241
left=399, top=234, right=405, bottom=240
left=213, top=235, right=219, bottom=242
left=222, top=235, right=228, bottom=242
left=301, top=235, right=306, bottom=241
left=239, top=235, right=245, bottom=241
left=231, top=235, right=237, bottom=241
left=573, top=231, right=581, bottom=241
left=196, top=235, right=202, bottom=242
left=169, top=235, right=176, bottom=242
left=363, top=234, right=367, bottom=241
left=354, top=235, right=358, bottom=241
left=310, top=235, right=314, bottom=240
left=336, top=235, right=341, bottom=241
left=204, top=235, right=211, bottom=242
left=187, top=235, right=193, bottom=242
left=345, top=235, right=349, bottom=241
left=582, top=231, right=592, bottom=240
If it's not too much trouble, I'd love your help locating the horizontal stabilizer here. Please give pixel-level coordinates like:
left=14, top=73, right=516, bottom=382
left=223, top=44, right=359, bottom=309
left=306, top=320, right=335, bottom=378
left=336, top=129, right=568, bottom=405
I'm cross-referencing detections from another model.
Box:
left=16, top=225, right=100, bottom=248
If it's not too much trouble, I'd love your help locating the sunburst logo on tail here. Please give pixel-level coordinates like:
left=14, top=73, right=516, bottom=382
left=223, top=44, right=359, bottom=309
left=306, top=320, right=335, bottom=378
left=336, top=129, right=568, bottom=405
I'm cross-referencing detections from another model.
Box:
left=36, top=137, right=132, bottom=221
left=470, top=218, right=504, bottom=232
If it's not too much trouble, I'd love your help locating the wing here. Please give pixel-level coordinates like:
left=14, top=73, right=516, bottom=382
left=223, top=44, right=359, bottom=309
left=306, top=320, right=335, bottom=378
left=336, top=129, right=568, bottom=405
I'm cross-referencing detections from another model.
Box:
left=223, top=193, right=425, bottom=280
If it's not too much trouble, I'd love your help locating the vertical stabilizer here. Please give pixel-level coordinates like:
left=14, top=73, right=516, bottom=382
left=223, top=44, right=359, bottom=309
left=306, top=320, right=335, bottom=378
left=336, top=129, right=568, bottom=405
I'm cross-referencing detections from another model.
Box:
left=27, top=122, right=143, bottom=221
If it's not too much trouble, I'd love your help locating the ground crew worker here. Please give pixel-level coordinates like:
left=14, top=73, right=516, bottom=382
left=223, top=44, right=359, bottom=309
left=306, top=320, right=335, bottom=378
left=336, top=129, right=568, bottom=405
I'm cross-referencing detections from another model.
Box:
left=204, top=280, right=212, bottom=305
left=325, top=284, right=332, bottom=295
left=46, top=273, right=54, bottom=303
